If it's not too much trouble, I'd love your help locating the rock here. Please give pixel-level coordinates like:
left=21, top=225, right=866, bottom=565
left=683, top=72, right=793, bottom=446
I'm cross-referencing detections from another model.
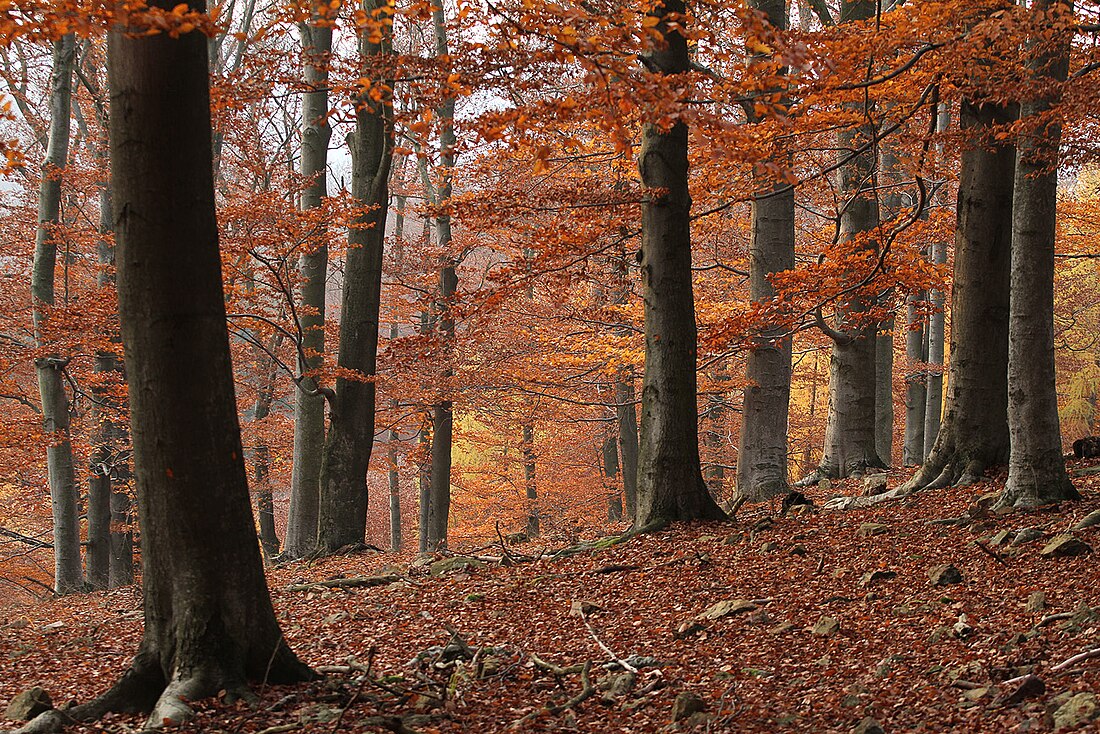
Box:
left=819, top=478, right=832, bottom=492
left=790, top=544, right=808, bottom=556
left=1040, top=534, right=1092, bottom=558
left=697, top=599, right=757, bottom=621
left=759, top=541, right=778, bottom=553
left=963, top=687, right=992, bottom=701
left=990, top=530, right=1016, bottom=546
left=928, top=564, right=963, bottom=586
left=670, top=692, right=706, bottom=722
left=599, top=671, right=637, bottom=704
left=860, top=570, right=897, bottom=587
left=569, top=600, right=604, bottom=617
left=673, top=620, right=706, bottom=640
left=1073, top=510, right=1100, bottom=531
left=993, top=674, right=1045, bottom=707
left=863, top=473, right=889, bottom=496
left=1011, top=527, right=1045, bottom=546
left=851, top=717, right=885, bottom=734
left=428, top=556, right=485, bottom=576
left=1052, top=692, right=1100, bottom=730
left=858, top=523, right=890, bottom=538
left=1026, top=591, right=1046, bottom=613
left=952, top=615, right=973, bottom=639
left=723, top=533, right=744, bottom=545
left=768, top=621, right=796, bottom=635
left=811, top=616, right=841, bottom=637
left=4, top=688, right=52, bottom=721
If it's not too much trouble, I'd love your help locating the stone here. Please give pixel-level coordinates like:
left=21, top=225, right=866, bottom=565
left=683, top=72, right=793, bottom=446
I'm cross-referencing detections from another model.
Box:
left=4, top=688, right=52, bottom=721
left=673, top=620, right=706, bottom=640
left=1073, top=510, right=1100, bottom=531
left=928, top=564, right=963, bottom=586
left=851, top=717, right=885, bottom=734
left=992, top=674, right=1044, bottom=707
left=858, top=523, right=890, bottom=538
left=990, top=530, right=1015, bottom=546
left=860, top=570, right=897, bottom=587
left=670, top=692, right=706, bottom=722
left=1052, top=692, right=1100, bottom=730
left=768, top=621, right=796, bottom=635
left=951, top=615, right=973, bottom=639
left=963, top=687, right=992, bottom=702
left=811, top=616, right=841, bottom=637
left=723, top=533, right=744, bottom=545
left=790, top=544, right=808, bottom=556
left=428, top=556, right=485, bottom=576
left=1026, top=591, right=1046, bottom=613
left=819, top=478, right=832, bottom=492
left=1011, top=527, right=1045, bottom=547
left=569, top=600, right=604, bottom=617
left=697, top=599, right=757, bottom=621
left=1041, top=534, right=1092, bottom=558
left=863, top=473, right=889, bottom=496
left=759, top=541, right=778, bottom=553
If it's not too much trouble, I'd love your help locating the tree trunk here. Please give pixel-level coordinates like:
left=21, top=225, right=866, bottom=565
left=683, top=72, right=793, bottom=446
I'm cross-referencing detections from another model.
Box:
left=634, top=0, right=726, bottom=528
left=284, top=19, right=332, bottom=559
left=875, top=319, right=894, bottom=465
left=812, top=0, right=885, bottom=481
left=522, top=423, right=538, bottom=537
left=603, top=429, right=623, bottom=521
left=923, top=239, right=946, bottom=457
left=14, top=13, right=315, bottom=732
left=899, top=101, right=1014, bottom=492
left=388, top=425, right=402, bottom=552
left=31, top=33, right=82, bottom=596
left=250, top=335, right=282, bottom=559
left=998, top=0, right=1078, bottom=507
left=615, top=376, right=638, bottom=520
left=426, top=266, right=456, bottom=550
left=901, top=290, right=927, bottom=465
left=316, top=9, right=393, bottom=552
left=417, top=405, right=431, bottom=553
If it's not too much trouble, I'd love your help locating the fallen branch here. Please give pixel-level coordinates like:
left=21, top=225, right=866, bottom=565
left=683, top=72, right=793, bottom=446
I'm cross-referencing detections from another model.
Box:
left=579, top=611, right=638, bottom=674
left=1051, top=647, right=1100, bottom=673
left=284, top=575, right=401, bottom=592
left=973, top=540, right=1010, bottom=567
left=256, top=725, right=301, bottom=734
left=530, top=653, right=585, bottom=676
left=548, top=661, right=593, bottom=714
left=1037, top=612, right=1077, bottom=627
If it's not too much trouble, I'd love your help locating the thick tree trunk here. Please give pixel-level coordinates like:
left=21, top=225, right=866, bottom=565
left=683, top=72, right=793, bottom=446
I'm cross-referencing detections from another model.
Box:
left=316, top=10, right=393, bottom=552
left=899, top=101, right=1014, bottom=492
left=902, top=290, right=927, bottom=465
left=522, top=423, right=538, bottom=537
left=15, top=13, right=315, bottom=732
left=284, top=20, right=332, bottom=558
left=812, top=0, right=885, bottom=481
left=736, top=0, right=794, bottom=503
left=998, top=0, right=1078, bottom=507
left=634, top=0, right=726, bottom=528
left=426, top=265, right=456, bottom=550
left=31, top=33, right=82, bottom=596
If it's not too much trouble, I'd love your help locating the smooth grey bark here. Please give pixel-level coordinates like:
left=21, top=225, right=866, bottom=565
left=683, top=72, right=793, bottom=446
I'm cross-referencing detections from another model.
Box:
left=810, top=0, right=885, bottom=481
left=616, top=376, right=639, bottom=519
left=31, top=33, right=82, bottom=596
left=998, top=0, right=1079, bottom=507
left=250, top=333, right=282, bottom=559
left=417, top=404, right=431, bottom=553
left=899, top=101, right=1014, bottom=493
left=14, top=13, right=314, bottom=732
left=875, top=319, right=894, bottom=465
left=284, top=19, right=332, bottom=559
left=422, top=0, right=459, bottom=550
left=736, top=0, right=794, bottom=503
left=316, top=5, right=394, bottom=552
left=388, top=425, right=402, bottom=552
left=922, top=240, right=946, bottom=457
left=634, top=0, right=727, bottom=528
left=902, top=290, right=927, bottom=464
left=603, top=428, right=623, bottom=521
left=522, top=423, right=538, bottom=537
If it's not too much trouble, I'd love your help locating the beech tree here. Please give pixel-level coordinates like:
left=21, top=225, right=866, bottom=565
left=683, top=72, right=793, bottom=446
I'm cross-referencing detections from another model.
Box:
left=634, top=0, right=727, bottom=528
left=998, top=0, right=1079, bottom=507
left=317, top=0, right=395, bottom=552
left=17, top=4, right=312, bottom=731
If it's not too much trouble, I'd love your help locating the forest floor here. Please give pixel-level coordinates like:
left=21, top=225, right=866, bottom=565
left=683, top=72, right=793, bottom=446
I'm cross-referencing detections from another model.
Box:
left=4, top=458, right=1100, bottom=733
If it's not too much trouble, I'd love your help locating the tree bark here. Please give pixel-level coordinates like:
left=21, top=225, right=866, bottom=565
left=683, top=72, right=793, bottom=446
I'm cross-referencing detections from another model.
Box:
left=388, top=424, right=402, bottom=552
left=902, top=290, right=927, bottom=465
left=284, top=18, right=332, bottom=559
left=899, top=101, right=1014, bottom=492
left=523, top=423, right=538, bottom=537
left=31, top=33, right=82, bottom=596
left=736, top=0, right=794, bottom=502
left=998, top=0, right=1079, bottom=507
left=14, top=13, right=314, bottom=731
left=603, top=428, right=623, bottom=521
left=417, top=405, right=432, bottom=553
left=875, top=319, right=894, bottom=465
left=812, top=0, right=885, bottom=480
left=316, top=6, right=393, bottom=552
left=250, top=333, right=282, bottom=559
left=923, top=239, right=946, bottom=457
left=616, top=377, right=639, bottom=520
left=634, top=0, right=726, bottom=528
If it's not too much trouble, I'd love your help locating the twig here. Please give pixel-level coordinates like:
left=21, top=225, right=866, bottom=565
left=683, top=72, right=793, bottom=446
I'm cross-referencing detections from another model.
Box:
left=973, top=540, right=1010, bottom=567
left=1051, top=647, right=1100, bottom=673
left=547, top=661, right=594, bottom=714
left=579, top=610, right=638, bottom=674
left=330, top=649, right=376, bottom=733
left=530, top=653, right=585, bottom=676
left=1037, top=612, right=1076, bottom=627
left=257, top=725, right=301, bottom=734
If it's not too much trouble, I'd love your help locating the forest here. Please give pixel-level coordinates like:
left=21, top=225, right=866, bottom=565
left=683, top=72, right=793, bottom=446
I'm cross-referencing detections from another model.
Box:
left=2, top=0, right=1100, bottom=730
